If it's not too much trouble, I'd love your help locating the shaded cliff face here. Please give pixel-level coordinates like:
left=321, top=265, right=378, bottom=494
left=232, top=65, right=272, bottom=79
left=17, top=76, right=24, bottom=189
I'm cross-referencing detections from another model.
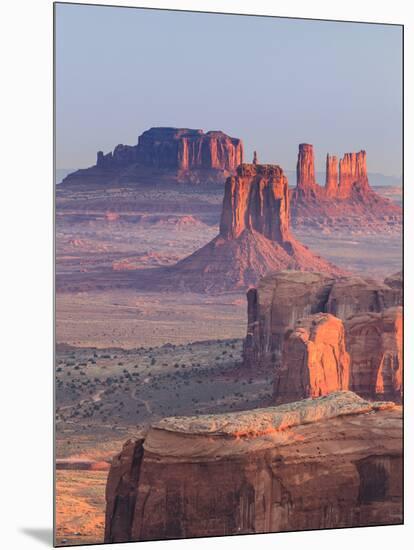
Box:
left=151, top=164, right=344, bottom=293
left=104, top=392, right=402, bottom=543
left=63, top=127, right=244, bottom=185
left=219, top=164, right=290, bottom=242
left=274, top=313, right=350, bottom=404
left=243, top=270, right=402, bottom=370
left=346, top=306, right=402, bottom=402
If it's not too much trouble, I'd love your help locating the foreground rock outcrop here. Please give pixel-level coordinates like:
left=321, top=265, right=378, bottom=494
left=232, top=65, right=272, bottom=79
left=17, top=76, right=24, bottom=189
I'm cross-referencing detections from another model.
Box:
left=244, top=270, right=402, bottom=370
left=104, top=392, right=402, bottom=542
left=290, top=144, right=402, bottom=233
left=62, top=127, right=244, bottom=185
left=153, top=164, right=344, bottom=292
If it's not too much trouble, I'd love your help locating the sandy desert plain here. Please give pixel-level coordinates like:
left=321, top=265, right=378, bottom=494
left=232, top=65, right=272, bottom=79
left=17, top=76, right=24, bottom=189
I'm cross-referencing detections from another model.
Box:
left=55, top=180, right=402, bottom=546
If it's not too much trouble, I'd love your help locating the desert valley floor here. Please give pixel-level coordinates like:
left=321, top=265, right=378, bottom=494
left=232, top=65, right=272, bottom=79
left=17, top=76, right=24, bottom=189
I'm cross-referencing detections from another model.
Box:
left=55, top=182, right=402, bottom=545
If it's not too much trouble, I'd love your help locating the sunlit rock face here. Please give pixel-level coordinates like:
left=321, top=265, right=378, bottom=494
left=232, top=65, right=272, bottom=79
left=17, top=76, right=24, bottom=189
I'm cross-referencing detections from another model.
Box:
left=296, top=143, right=317, bottom=191
left=104, top=392, right=402, bottom=543
left=133, top=128, right=243, bottom=172
left=274, top=313, right=350, bottom=404
left=325, top=154, right=338, bottom=197
left=219, top=164, right=291, bottom=242
left=338, top=150, right=369, bottom=198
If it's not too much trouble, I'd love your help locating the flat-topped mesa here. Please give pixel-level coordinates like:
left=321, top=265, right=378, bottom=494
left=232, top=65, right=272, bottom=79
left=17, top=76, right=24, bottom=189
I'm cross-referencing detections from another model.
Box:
left=338, top=150, right=369, bottom=198
left=296, top=143, right=317, bottom=190
left=135, top=127, right=244, bottom=171
left=219, top=163, right=291, bottom=243
left=325, top=154, right=338, bottom=197
left=64, top=127, right=244, bottom=185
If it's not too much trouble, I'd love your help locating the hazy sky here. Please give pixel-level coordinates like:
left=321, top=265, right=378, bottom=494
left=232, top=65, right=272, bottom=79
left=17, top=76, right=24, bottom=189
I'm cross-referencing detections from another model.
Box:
left=55, top=3, right=402, bottom=177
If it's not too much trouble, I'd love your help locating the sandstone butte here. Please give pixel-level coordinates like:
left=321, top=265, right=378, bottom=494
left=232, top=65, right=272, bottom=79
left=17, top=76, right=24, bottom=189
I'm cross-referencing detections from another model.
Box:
left=148, top=163, right=345, bottom=293
left=242, top=270, right=403, bottom=402
left=104, top=391, right=402, bottom=543
left=244, top=270, right=402, bottom=368
left=290, top=143, right=401, bottom=232
left=61, top=127, right=244, bottom=185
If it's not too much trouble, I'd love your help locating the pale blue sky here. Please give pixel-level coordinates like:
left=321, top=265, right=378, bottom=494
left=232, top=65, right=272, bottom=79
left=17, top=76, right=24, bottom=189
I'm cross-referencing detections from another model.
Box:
left=55, top=3, right=402, bottom=177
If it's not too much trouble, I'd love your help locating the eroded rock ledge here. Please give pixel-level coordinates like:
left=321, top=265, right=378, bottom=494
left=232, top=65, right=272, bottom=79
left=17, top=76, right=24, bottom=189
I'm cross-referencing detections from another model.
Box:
left=104, top=391, right=402, bottom=543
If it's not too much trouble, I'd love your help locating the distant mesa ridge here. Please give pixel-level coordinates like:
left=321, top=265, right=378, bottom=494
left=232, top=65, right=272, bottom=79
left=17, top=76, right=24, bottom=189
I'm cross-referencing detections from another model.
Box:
left=62, top=127, right=243, bottom=185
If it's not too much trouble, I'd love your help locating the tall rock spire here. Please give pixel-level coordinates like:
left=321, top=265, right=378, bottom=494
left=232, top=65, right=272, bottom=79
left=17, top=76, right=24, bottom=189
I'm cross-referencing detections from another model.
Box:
left=325, top=154, right=338, bottom=197
left=296, top=143, right=316, bottom=190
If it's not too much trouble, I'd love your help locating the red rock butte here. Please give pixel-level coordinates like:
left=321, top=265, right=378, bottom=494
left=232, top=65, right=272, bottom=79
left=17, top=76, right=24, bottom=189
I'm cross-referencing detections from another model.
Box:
left=155, top=163, right=344, bottom=292
left=242, top=269, right=403, bottom=402
left=62, top=127, right=244, bottom=185
left=291, top=143, right=401, bottom=232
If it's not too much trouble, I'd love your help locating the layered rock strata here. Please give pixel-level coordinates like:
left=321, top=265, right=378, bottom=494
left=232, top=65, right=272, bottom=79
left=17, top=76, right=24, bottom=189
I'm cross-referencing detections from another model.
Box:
left=243, top=270, right=402, bottom=370
left=62, top=127, right=244, bottom=185
left=104, top=392, right=402, bottom=543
